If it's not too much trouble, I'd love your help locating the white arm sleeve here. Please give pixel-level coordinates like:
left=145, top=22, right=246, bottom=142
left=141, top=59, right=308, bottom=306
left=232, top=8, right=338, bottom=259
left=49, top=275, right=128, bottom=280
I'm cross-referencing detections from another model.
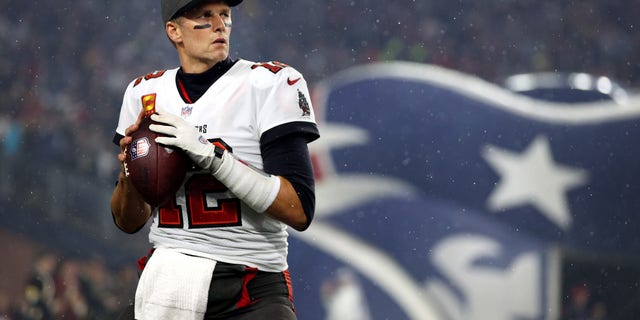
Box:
left=212, top=150, right=281, bottom=213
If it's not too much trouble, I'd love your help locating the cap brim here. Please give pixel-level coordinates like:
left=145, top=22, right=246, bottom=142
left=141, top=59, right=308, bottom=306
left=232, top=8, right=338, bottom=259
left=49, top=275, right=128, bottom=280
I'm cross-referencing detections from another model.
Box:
left=167, top=0, right=243, bottom=22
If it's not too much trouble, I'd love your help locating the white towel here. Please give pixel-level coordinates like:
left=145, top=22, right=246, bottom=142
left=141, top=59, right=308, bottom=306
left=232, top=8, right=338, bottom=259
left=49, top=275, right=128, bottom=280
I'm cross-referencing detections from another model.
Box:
left=134, top=247, right=217, bottom=320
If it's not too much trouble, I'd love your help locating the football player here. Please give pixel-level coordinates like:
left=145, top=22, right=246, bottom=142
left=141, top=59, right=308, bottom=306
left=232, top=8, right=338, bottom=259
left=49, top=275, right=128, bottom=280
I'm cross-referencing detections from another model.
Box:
left=110, top=0, right=319, bottom=319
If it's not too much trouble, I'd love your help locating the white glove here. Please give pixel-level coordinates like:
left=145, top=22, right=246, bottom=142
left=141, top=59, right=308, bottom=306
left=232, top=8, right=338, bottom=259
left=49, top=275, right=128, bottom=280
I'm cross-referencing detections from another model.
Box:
left=150, top=111, right=222, bottom=172
left=149, top=111, right=280, bottom=213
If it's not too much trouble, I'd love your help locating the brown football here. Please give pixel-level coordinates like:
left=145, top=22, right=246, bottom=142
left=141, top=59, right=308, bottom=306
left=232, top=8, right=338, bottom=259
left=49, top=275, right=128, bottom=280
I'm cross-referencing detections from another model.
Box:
left=124, top=116, right=189, bottom=207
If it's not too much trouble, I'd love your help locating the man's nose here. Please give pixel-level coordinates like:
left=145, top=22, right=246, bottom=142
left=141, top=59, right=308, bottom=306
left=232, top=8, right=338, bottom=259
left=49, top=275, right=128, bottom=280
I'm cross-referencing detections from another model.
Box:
left=211, top=15, right=227, bottom=31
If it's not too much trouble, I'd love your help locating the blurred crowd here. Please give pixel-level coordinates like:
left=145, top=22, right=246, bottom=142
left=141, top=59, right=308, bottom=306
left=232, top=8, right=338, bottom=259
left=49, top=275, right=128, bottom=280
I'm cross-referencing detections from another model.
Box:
left=0, top=252, right=137, bottom=320
left=1, top=0, right=638, bottom=207
left=562, top=284, right=608, bottom=320
left=1, top=0, right=639, bottom=318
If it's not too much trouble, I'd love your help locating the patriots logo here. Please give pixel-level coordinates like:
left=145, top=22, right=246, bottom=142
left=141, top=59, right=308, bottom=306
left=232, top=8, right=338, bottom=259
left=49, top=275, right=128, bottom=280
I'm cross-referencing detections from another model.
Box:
left=288, top=62, right=640, bottom=319
left=130, top=137, right=150, bottom=160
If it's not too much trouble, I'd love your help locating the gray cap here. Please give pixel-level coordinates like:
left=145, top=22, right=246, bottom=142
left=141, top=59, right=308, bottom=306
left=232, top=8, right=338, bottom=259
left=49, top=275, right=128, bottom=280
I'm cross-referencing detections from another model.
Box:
left=161, top=0, right=243, bottom=22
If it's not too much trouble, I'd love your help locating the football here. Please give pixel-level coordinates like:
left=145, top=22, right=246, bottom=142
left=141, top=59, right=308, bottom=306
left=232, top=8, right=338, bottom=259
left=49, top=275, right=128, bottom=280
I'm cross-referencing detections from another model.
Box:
left=124, top=116, right=189, bottom=207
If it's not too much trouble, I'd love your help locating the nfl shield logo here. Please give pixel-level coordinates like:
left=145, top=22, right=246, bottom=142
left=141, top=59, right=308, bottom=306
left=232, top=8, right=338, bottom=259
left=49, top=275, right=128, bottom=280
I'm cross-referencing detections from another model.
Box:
left=130, top=137, right=150, bottom=160
left=181, top=106, right=193, bottom=118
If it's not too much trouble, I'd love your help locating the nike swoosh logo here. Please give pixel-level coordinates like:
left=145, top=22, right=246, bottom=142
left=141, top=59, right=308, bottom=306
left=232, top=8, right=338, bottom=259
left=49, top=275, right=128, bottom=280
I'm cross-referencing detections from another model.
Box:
left=287, top=77, right=301, bottom=86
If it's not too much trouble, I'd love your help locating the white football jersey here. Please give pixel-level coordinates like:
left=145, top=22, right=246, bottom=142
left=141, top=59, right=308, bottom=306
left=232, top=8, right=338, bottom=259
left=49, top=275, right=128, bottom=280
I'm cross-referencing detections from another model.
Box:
left=116, top=60, right=317, bottom=272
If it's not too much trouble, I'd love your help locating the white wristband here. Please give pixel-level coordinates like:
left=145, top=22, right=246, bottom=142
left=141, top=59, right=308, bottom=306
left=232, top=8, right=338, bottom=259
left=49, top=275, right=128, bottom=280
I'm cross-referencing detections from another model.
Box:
left=211, top=151, right=281, bottom=213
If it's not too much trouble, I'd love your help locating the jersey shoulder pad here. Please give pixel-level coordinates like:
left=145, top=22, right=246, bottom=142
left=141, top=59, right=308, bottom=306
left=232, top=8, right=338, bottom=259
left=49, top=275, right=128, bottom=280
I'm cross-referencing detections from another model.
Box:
left=130, top=69, right=175, bottom=89
left=249, top=61, right=292, bottom=75
left=248, top=61, right=303, bottom=78
left=246, top=60, right=303, bottom=87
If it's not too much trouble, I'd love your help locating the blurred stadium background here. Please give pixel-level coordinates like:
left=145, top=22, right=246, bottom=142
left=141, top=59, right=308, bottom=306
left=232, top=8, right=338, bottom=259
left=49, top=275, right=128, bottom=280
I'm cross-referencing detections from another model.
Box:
left=1, top=0, right=639, bottom=319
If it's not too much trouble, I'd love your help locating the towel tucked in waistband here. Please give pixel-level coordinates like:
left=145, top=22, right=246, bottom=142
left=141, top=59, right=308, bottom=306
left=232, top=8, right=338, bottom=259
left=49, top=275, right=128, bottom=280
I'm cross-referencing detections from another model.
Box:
left=134, top=247, right=217, bottom=320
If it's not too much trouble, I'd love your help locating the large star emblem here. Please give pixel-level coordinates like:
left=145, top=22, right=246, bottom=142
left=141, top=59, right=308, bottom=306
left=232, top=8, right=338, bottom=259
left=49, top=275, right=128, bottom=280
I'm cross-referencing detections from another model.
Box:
left=481, top=135, right=589, bottom=229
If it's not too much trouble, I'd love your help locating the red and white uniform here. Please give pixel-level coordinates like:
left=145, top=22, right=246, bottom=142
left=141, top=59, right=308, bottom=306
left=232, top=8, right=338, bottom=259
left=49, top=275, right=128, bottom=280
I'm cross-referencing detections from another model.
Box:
left=115, top=60, right=317, bottom=272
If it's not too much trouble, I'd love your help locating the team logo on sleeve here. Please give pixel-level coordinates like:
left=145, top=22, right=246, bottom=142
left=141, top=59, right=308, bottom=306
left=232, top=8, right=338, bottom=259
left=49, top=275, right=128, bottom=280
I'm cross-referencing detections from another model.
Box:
left=297, top=90, right=311, bottom=117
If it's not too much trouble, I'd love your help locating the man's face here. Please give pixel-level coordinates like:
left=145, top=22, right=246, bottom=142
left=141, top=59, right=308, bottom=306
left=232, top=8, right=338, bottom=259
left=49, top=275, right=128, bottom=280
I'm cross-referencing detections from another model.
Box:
left=172, top=1, right=232, bottom=71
